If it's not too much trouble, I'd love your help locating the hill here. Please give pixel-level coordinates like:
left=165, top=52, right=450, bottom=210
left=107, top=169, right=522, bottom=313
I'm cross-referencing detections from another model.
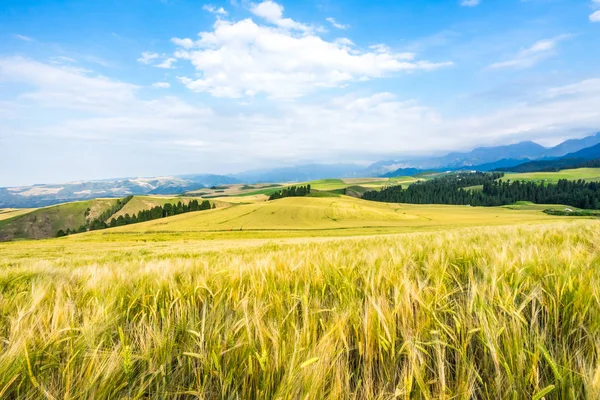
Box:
left=0, top=198, right=119, bottom=241
left=105, top=195, right=571, bottom=240
left=503, top=167, right=600, bottom=184
left=0, top=208, right=33, bottom=221
left=106, top=195, right=228, bottom=221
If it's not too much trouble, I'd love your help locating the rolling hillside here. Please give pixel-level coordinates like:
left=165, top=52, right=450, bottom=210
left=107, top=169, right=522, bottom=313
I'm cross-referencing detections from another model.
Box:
left=0, top=198, right=119, bottom=241
left=106, top=195, right=227, bottom=221
left=503, top=168, right=600, bottom=184
left=104, top=195, right=571, bottom=240
left=0, top=208, right=33, bottom=221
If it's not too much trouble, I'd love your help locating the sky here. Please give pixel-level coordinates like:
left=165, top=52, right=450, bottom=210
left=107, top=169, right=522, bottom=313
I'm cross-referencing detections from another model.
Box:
left=1, top=0, right=600, bottom=187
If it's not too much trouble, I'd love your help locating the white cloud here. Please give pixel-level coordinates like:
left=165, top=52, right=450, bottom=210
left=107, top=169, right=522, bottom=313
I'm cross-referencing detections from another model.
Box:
left=326, top=17, right=348, bottom=30
left=156, top=57, right=177, bottom=69
left=138, top=52, right=160, bottom=64
left=4, top=58, right=600, bottom=173
left=0, top=57, right=138, bottom=113
left=13, top=34, right=34, bottom=42
left=152, top=82, right=171, bottom=88
left=171, top=18, right=451, bottom=98
left=250, top=1, right=312, bottom=32
left=591, top=10, right=600, bottom=22
left=460, top=0, right=480, bottom=7
left=171, top=38, right=195, bottom=48
left=489, top=35, right=571, bottom=69
left=138, top=53, right=177, bottom=69
left=203, top=4, right=228, bottom=15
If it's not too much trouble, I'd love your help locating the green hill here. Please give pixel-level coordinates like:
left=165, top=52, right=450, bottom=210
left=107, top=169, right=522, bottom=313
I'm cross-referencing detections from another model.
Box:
left=0, top=198, right=119, bottom=241
left=106, top=195, right=226, bottom=222
left=0, top=208, right=33, bottom=221
left=503, top=168, right=600, bottom=183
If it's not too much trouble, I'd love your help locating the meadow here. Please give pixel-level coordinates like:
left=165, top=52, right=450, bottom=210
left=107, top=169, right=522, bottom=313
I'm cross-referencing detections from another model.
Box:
left=503, top=167, right=600, bottom=184
left=0, top=194, right=599, bottom=398
left=0, top=218, right=599, bottom=399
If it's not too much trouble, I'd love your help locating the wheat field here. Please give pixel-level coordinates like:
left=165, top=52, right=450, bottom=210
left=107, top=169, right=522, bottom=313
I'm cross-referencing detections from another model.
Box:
left=1, top=219, right=599, bottom=399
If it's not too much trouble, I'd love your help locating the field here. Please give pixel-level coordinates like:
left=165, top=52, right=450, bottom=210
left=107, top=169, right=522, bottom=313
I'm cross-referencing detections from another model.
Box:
left=0, top=216, right=599, bottom=398
left=0, top=193, right=599, bottom=398
left=103, top=196, right=573, bottom=240
left=503, top=167, right=600, bottom=183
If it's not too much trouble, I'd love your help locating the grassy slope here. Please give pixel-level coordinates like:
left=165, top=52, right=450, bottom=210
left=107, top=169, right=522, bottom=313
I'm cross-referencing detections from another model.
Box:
left=0, top=221, right=598, bottom=398
left=0, top=198, right=118, bottom=241
left=503, top=167, right=600, bottom=183
left=99, top=196, right=574, bottom=241
left=0, top=208, right=33, bottom=221
left=106, top=195, right=226, bottom=221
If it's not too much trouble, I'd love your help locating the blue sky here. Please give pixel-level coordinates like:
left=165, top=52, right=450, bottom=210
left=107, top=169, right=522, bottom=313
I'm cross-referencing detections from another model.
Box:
left=1, top=0, right=599, bottom=186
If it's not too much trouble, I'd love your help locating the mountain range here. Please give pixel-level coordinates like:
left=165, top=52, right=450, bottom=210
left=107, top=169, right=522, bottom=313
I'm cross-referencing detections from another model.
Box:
left=2, top=132, right=599, bottom=208
left=376, top=132, right=600, bottom=176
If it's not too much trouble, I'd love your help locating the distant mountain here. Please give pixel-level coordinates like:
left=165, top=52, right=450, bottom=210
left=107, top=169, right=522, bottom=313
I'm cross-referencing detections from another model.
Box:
left=544, top=133, right=600, bottom=157
left=564, top=143, right=600, bottom=160
left=382, top=158, right=533, bottom=178
left=370, top=132, right=600, bottom=175
left=381, top=168, right=424, bottom=178
left=233, top=163, right=364, bottom=183
left=495, top=143, right=600, bottom=173
left=0, top=174, right=239, bottom=208
left=369, top=141, right=547, bottom=174
left=436, top=141, right=546, bottom=169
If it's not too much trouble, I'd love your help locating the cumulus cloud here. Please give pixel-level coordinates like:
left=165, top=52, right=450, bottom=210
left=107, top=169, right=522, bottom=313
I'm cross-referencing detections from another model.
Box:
left=171, top=16, right=451, bottom=98
left=249, top=1, right=312, bottom=32
left=156, top=57, right=177, bottom=69
left=489, top=35, right=571, bottom=69
left=460, top=0, right=480, bottom=7
left=326, top=17, right=348, bottom=30
left=171, top=38, right=195, bottom=48
left=203, top=4, right=228, bottom=15
left=3, top=57, right=600, bottom=173
left=591, top=0, right=600, bottom=21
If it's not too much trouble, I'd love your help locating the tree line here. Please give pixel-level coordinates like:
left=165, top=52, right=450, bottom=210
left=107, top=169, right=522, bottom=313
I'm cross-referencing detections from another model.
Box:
left=268, top=185, right=311, bottom=200
left=362, top=172, right=600, bottom=209
left=57, top=198, right=214, bottom=237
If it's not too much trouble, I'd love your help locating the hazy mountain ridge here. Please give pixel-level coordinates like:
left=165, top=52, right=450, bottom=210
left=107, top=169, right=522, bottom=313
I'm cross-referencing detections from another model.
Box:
left=3, top=133, right=599, bottom=208
left=379, top=132, right=600, bottom=177
left=0, top=175, right=239, bottom=208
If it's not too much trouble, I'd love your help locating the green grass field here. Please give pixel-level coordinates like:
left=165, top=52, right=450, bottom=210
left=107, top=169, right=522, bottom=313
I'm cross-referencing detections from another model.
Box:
left=503, top=167, right=600, bottom=183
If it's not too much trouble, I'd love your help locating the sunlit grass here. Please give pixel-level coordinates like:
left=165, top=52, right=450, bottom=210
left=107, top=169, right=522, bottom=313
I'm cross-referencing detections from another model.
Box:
left=1, top=220, right=599, bottom=398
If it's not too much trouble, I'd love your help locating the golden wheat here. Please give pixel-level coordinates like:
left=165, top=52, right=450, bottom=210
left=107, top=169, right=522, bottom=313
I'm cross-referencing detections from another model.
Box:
left=0, top=221, right=599, bottom=398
